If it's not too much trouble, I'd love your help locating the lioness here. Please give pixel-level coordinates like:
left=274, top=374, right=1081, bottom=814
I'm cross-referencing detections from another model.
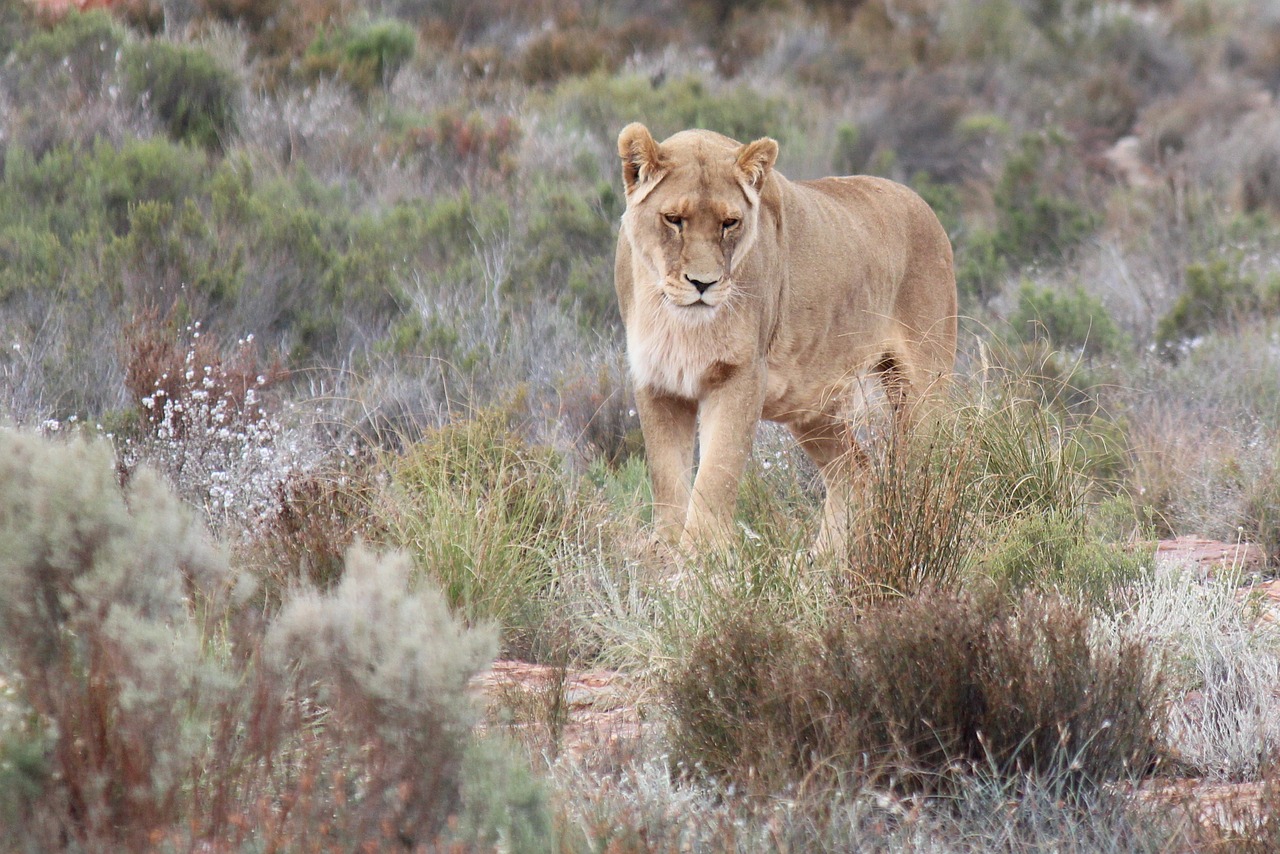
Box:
left=614, top=123, right=957, bottom=553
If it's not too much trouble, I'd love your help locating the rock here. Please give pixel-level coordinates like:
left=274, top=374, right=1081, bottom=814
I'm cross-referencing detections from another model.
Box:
left=1155, top=537, right=1267, bottom=574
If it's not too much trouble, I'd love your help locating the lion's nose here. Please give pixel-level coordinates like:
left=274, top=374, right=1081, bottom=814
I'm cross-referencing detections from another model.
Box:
left=684, top=273, right=720, bottom=294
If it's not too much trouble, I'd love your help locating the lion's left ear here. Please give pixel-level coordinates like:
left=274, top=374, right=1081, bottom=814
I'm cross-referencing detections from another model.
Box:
left=736, top=137, right=778, bottom=190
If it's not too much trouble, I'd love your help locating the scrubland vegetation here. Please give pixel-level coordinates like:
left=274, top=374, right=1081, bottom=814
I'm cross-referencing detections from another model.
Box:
left=3, top=0, right=1280, bottom=849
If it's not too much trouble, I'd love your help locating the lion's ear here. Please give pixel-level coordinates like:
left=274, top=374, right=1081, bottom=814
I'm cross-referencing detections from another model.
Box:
left=618, top=122, right=664, bottom=195
left=736, top=137, right=778, bottom=190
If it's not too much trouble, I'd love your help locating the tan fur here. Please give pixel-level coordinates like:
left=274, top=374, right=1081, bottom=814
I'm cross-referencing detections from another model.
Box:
left=615, top=123, right=957, bottom=552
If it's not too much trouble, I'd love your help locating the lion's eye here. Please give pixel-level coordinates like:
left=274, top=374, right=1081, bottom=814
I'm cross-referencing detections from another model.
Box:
left=663, top=213, right=684, bottom=228
left=722, top=218, right=740, bottom=231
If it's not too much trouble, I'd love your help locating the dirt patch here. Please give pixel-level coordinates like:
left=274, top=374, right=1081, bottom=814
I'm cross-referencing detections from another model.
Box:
left=472, top=660, right=648, bottom=761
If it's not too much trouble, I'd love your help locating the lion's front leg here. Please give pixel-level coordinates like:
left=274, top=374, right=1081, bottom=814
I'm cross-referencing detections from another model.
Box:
left=635, top=386, right=697, bottom=544
left=682, top=367, right=766, bottom=550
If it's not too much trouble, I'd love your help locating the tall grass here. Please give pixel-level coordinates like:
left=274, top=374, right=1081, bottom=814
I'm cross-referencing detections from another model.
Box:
left=376, top=409, right=610, bottom=658
left=828, top=355, right=1136, bottom=602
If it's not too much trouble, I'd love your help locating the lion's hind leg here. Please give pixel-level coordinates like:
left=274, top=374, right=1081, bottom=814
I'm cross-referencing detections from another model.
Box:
left=789, top=415, right=864, bottom=558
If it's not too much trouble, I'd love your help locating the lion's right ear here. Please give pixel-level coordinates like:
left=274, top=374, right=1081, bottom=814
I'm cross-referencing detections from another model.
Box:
left=618, top=123, right=664, bottom=196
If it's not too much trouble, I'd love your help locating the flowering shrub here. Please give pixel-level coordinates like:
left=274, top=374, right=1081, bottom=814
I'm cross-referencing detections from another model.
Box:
left=119, top=314, right=314, bottom=533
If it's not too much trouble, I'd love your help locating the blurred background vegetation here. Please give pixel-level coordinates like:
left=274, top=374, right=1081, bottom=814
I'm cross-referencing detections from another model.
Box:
left=1, top=0, right=1278, bottom=540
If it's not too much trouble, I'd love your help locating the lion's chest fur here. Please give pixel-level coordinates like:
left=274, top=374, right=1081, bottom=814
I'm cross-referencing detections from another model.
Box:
left=626, top=300, right=745, bottom=400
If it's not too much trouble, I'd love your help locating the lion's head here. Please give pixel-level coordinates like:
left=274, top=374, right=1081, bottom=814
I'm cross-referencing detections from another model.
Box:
left=617, top=123, right=778, bottom=318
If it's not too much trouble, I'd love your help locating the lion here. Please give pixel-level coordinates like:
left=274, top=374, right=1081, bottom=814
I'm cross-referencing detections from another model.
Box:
left=614, top=122, right=957, bottom=553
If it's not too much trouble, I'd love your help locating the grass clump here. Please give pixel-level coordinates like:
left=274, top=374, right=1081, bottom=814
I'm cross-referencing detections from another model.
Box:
left=379, top=409, right=591, bottom=657
left=834, top=361, right=1125, bottom=601
left=841, top=426, right=980, bottom=599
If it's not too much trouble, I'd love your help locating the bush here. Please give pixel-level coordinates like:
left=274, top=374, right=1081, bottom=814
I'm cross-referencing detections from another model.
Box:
left=117, top=314, right=299, bottom=532
left=959, top=130, right=1098, bottom=303
left=0, top=431, right=231, bottom=848
left=1008, top=281, right=1128, bottom=358
left=303, top=18, right=416, bottom=97
left=509, top=179, right=619, bottom=328
left=12, top=9, right=125, bottom=98
left=399, top=108, right=522, bottom=181
left=667, top=589, right=1164, bottom=797
left=250, top=463, right=384, bottom=603
left=266, top=545, right=499, bottom=845
left=549, top=72, right=795, bottom=149
left=519, top=27, right=617, bottom=85
left=1156, top=258, right=1279, bottom=361
left=200, top=0, right=287, bottom=32
left=122, top=38, right=240, bottom=150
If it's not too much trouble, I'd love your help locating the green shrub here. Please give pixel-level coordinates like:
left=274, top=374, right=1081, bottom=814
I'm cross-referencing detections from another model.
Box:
left=1156, top=258, right=1279, bottom=361
left=0, top=431, right=231, bottom=848
left=0, top=701, right=51, bottom=839
left=549, top=72, right=795, bottom=148
left=832, top=121, right=871, bottom=175
left=303, top=18, right=416, bottom=96
left=978, top=509, right=1149, bottom=602
left=0, top=0, right=32, bottom=57
left=0, top=138, right=206, bottom=253
left=666, top=589, right=1164, bottom=797
left=1008, top=281, right=1128, bottom=357
left=102, top=138, right=209, bottom=233
left=122, top=39, right=240, bottom=150
left=509, top=179, right=619, bottom=328
left=454, top=735, right=555, bottom=853
left=959, top=130, right=1098, bottom=302
left=13, top=9, right=125, bottom=96
left=343, top=19, right=416, bottom=89
left=994, top=131, right=1097, bottom=263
